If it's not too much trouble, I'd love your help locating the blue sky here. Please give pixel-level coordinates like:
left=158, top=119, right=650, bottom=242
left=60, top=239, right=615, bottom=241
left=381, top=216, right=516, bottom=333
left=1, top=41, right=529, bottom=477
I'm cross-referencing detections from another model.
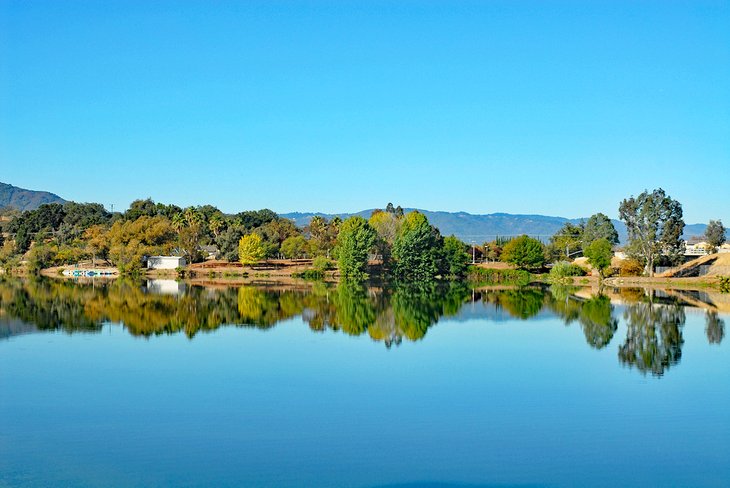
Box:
left=1, top=1, right=728, bottom=223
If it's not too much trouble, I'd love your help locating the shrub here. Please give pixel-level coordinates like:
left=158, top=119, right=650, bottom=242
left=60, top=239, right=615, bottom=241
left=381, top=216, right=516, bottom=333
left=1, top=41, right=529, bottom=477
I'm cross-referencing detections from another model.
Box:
left=312, top=256, right=335, bottom=272
left=619, top=258, right=644, bottom=277
left=548, top=261, right=587, bottom=282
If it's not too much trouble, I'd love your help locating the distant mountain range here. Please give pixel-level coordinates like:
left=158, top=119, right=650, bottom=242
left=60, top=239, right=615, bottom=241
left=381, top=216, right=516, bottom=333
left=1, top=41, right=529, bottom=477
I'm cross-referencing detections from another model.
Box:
left=280, top=209, right=709, bottom=245
left=0, top=182, right=66, bottom=211
left=0, top=181, right=709, bottom=244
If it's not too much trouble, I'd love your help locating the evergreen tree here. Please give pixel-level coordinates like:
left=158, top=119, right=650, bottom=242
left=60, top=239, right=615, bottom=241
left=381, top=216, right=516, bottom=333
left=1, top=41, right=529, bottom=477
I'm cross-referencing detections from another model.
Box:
left=335, top=216, right=376, bottom=280
left=392, top=211, right=444, bottom=280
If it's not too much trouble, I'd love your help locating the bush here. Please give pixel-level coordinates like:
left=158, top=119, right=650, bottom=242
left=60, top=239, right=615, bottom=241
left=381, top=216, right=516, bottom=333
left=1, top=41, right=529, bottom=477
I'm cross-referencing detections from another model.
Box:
left=548, top=261, right=587, bottom=282
left=467, top=267, right=531, bottom=287
left=619, top=258, right=644, bottom=277
left=312, top=256, right=335, bottom=272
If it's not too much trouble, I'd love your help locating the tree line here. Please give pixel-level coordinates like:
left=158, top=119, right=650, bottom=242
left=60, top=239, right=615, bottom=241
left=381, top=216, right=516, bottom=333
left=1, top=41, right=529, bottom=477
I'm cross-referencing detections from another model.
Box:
left=0, top=188, right=725, bottom=278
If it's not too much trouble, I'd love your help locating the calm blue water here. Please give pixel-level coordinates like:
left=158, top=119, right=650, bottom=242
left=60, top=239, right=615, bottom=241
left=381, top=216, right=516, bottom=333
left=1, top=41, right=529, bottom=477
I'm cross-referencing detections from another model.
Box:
left=1, top=279, right=728, bottom=488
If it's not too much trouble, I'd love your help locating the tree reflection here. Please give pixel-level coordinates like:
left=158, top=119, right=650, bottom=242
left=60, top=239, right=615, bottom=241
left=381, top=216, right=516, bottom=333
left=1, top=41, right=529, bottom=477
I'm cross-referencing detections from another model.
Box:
left=578, top=295, right=618, bottom=349
left=705, top=311, right=725, bottom=345
left=619, top=301, right=685, bottom=376
left=0, top=277, right=469, bottom=345
left=0, top=277, right=713, bottom=377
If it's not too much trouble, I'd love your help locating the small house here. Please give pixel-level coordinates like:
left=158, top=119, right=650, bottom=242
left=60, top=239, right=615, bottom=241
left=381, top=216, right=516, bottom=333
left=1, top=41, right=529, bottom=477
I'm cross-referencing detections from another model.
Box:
left=684, top=241, right=711, bottom=256
left=146, top=256, right=186, bottom=270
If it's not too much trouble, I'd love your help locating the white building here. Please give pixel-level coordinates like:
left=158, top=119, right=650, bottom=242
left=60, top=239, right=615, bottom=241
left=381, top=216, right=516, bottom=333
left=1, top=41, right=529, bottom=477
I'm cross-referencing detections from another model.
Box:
left=684, top=240, right=730, bottom=256
left=685, top=241, right=711, bottom=256
left=146, top=256, right=186, bottom=270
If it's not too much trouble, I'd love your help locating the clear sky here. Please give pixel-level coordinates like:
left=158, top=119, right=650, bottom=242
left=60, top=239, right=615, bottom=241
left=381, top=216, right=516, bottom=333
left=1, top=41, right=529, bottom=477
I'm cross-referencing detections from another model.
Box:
left=1, top=0, right=728, bottom=223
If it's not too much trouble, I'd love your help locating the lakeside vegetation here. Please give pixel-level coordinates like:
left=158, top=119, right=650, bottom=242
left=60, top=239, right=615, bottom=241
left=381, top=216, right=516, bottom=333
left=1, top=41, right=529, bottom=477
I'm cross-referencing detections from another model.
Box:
left=0, top=188, right=726, bottom=287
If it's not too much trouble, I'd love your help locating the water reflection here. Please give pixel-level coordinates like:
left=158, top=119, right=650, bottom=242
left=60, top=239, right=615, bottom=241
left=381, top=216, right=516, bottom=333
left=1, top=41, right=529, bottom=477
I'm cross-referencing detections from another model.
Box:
left=619, top=302, right=685, bottom=376
left=0, top=277, right=726, bottom=376
left=705, top=311, right=725, bottom=344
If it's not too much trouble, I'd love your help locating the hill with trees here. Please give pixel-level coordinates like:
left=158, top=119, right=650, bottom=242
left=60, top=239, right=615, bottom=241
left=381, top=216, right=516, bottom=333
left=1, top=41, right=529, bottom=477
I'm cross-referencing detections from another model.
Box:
left=281, top=209, right=709, bottom=244
left=0, top=182, right=66, bottom=211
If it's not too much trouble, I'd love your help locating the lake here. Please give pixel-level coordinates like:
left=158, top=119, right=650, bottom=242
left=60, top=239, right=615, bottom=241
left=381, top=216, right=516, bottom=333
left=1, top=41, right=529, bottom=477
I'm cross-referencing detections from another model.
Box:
left=1, top=278, right=728, bottom=488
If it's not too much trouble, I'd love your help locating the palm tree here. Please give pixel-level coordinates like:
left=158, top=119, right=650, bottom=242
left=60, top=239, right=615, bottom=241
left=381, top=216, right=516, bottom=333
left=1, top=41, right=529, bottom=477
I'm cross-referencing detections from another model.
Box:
left=184, top=207, right=203, bottom=227
left=208, top=214, right=225, bottom=238
left=172, top=212, right=186, bottom=233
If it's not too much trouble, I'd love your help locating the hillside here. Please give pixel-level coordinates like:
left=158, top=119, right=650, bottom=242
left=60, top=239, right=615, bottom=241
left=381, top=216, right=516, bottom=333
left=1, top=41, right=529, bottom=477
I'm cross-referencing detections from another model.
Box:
left=281, top=209, right=708, bottom=245
left=0, top=181, right=711, bottom=244
left=0, top=182, right=66, bottom=211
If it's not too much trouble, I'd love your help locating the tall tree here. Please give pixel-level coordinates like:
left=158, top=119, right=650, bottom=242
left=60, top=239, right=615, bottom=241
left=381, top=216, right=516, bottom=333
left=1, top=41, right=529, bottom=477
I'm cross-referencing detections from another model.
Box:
left=443, top=235, right=470, bottom=278
left=307, top=216, right=337, bottom=257
left=583, top=213, right=619, bottom=247
left=208, top=213, right=225, bottom=238
left=704, top=219, right=726, bottom=252
left=392, top=211, right=445, bottom=281
left=619, top=188, right=685, bottom=276
left=335, top=216, right=376, bottom=280
left=369, top=210, right=400, bottom=266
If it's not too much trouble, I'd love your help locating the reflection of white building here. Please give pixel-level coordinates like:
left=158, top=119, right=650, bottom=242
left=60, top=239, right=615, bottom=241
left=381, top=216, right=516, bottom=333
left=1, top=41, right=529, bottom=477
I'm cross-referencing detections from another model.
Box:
left=146, top=256, right=186, bottom=269
left=146, top=279, right=185, bottom=296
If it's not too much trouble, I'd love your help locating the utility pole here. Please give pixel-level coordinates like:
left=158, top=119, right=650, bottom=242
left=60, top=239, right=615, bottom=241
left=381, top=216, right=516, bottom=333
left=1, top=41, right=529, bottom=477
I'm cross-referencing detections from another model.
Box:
left=472, top=241, right=476, bottom=264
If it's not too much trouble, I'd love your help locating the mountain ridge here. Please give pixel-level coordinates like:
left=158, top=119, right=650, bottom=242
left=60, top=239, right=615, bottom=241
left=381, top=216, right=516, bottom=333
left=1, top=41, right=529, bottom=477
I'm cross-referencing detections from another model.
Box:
left=0, top=182, right=709, bottom=244
left=0, top=182, right=66, bottom=211
left=281, top=209, right=709, bottom=245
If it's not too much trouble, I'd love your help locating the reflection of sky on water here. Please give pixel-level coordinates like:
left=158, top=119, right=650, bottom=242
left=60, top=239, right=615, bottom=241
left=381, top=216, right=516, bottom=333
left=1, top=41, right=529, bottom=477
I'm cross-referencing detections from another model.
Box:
left=1, top=297, right=728, bottom=488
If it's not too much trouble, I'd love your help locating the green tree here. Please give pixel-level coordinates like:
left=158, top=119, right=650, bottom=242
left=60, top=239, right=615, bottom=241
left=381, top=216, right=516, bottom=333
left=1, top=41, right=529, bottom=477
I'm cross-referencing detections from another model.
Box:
left=281, top=235, right=308, bottom=259
left=547, top=222, right=584, bottom=262
left=307, top=216, right=338, bottom=257
left=61, top=202, right=111, bottom=229
left=443, top=235, right=470, bottom=278
left=619, top=188, right=685, bottom=276
left=208, top=213, right=225, bottom=238
left=583, top=213, right=619, bottom=247
left=584, top=238, right=613, bottom=278
left=124, top=198, right=157, bottom=220
left=171, top=212, right=186, bottom=233
left=238, top=233, right=266, bottom=265
left=27, top=243, right=57, bottom=273
left=501, top=235, right=545, bottom=271
left=704, top=219, right=726, bottom=253
left=392, top=211, right=444, bottom=281
left=217, top=225, right=245, bottom=261
left=369, top=209, right=400, bottom=266
left=335, top=216, right=376, bottom=280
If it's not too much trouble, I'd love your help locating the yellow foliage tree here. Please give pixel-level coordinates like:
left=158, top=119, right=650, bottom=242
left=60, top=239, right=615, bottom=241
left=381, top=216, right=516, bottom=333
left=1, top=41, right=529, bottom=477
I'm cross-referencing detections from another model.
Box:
left=239, top=233, right=266, bottom=265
